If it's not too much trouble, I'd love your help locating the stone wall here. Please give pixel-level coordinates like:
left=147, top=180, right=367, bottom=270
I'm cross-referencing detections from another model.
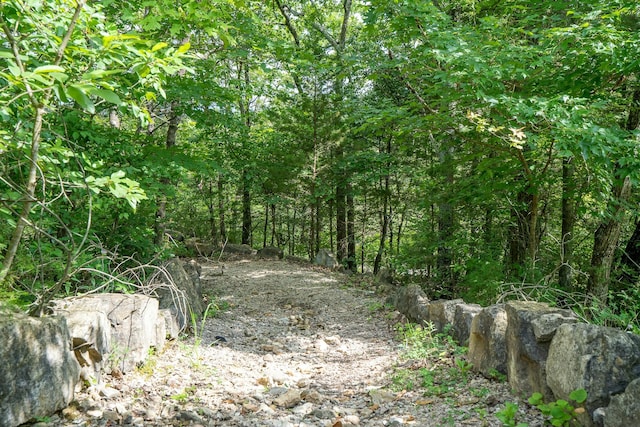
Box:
left=390, top=286, right=640, bottom=427
left=1, top=259, right=204, bottom=427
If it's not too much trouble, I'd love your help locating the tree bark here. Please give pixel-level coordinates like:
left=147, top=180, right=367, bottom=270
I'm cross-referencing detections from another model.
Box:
left=346, top=183, right=356, bottom=272
left=154, top=101, right=180, bottom=246
left=207, top=179, right=218, bottom=245
left=559, top=156, right=576, bottom=289
left=437, top=143, right=455, bottom=293
left=617, top=218, right=640, bottom=287
left=374, top=136, right=392, bottom=275
left=336, top=170, right=347, bottom=263
left=218, top=175, right=227, bottom=242
left=587, top=88, right=639, bottom=301
left=242, top=169, right=252, bottom=246
left=588, top=176, right=632, bottom=301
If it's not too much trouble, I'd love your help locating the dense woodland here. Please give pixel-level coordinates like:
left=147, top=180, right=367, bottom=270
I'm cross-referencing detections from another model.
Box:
left=1, top=0, right=640, bottom=329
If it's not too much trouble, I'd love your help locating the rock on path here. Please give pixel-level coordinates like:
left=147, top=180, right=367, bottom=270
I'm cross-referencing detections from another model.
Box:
left=29, top=260, right=543, bottom=427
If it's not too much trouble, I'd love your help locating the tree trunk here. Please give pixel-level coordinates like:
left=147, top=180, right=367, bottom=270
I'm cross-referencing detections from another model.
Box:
left=154, top=101, right=179, bottom=246
left=374, top=135, right=392, bottom=275
left=588, top=176, right=632, bottom=301
left=507, top=186, right=539, bottom=278
left=617, top=218, right=640, bottom=287
left=207, top=179, right=218, bottom=245
left=437, top=143, right=455, bottom=293
left=347, top=183, right=356, bottom=272
left=263, top=203, right=269, bottom=248
left=559, top=156, right=576, bottom=290
left=241, top=169, right=252, bottom=246
left=271, top=204, right=277, bottom=246
left=587, top=88, right=639, bottom=301
left=374, top=174, right=390, bottom=276
left=218, top=175, right=227, bottom=242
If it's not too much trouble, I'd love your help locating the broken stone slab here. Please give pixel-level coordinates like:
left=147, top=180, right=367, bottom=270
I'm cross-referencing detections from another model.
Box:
left=547, top=323, right=640, bottom=427
left=56, top=309, right=110, bottom=383
left=427, top=299, right=464, bottom=333
left=222, top=243, right=256, bottom=257
left=314, top=248, right=337, bottom=268
left=388, top=284, right=430, bottom=324
left=505, top=301, right=576, bottom=401
left=468, top=304, right=507, bottom=378
left=452, top=303, right=482, bottom=346
left=0, top=307, right=80, bottom=427
left=54, top=294, right=159, bottom=373
left=600, top=377, right=640, bottom=427
left=258, top=245, right=284, bottom=260
left=152, top=258, right=205, bottom=331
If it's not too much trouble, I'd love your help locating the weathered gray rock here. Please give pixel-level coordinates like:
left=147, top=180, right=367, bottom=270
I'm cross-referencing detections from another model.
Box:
left=182, top=259, right=202, bottom=290
left=388, top=284, right=430, bottom=324
left=547, top=323, right=640, bottom=427
left=0, top=309, right=80, bottom=427
left=505, top=301, right=576, bottom=401
left=452, top=303, right=482, bottom=346
left=54, top=294, right=159, bottom=373
left=56, top=309, right=110, bottom=383
left=468, top=304, right=507, bottom=377
left=258, top=245, right=284, bottom=260
left=315, top=248, right=337, bottom=268
left=601, top=377, right=640, bottom=427
left=376, top=267, right=394, bottom=284
left=60, top=309, right=111, bottom=357
left=428, top=299, right=464, bottom=333
left=159, top=308, right=180, bottom=340
left=223, top=243, right=256, bottom=257
left=154, top=258, right=205, bottom=331
left=154, top=312, right=167, bottom=351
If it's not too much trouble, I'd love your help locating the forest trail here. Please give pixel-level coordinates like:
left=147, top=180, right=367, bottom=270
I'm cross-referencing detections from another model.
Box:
left=48, top=260, right=542, bottom=427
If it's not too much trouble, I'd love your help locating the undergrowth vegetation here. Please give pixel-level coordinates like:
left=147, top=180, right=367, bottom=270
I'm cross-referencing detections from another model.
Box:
left=390, top=321, right=590, bottom=427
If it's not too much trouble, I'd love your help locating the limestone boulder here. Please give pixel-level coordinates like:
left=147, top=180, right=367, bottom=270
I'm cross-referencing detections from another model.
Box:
left=388, top=284, right=430, bottom=324
left=505, top=301, right=577, bottom=401
left=547, top=323, right=640, bottom=426
left=182, top=259, right=202, bottom=290
left=0, top=307, right=80, bottom=427
left=56, top=309, right=110, bottom=383
left=54, top=294, right=159, bottom=373
left=428, top=299, right=464, bottom=333
left=222, top=243, right=256, bottom=257
left=154, top=258, right=205, bottom=331
left=258, top=245, right=284, bottom=260
left=468, top=304, right=507, bottom=378
left=601, top=377, right=640, bottom=427
left=159, top=308, right=180, bottom=340
left=452, top=303, right=482, bottom=346
left=315, top=248, right=338, bottom=268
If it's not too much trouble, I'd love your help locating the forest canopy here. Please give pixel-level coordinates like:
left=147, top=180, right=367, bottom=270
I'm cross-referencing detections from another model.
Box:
left=1, top=0, right=640, bottom=328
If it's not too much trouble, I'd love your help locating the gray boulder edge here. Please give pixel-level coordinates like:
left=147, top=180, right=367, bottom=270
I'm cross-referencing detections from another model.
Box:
left=547, top=323, right=640, bottom=426
left=0, top=311, right=80, bottom=427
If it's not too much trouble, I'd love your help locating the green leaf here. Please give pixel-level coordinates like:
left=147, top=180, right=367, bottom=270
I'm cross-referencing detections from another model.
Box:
left=177, top=42, right=191, bottom=54
left=82, top=69, right=125, bottom=80
left=67, top=85, right=95, bottom=114
left=89, top=88, right=122, bottom=105
left=151, top=42, right=168, bottom=52
left=33, top=65, right=65, bottom=74
left=569, top=388, right=587, bottom=403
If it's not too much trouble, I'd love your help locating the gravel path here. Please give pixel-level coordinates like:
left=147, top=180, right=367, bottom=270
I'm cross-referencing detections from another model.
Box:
left=32, top=259, right=544, bottom=427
